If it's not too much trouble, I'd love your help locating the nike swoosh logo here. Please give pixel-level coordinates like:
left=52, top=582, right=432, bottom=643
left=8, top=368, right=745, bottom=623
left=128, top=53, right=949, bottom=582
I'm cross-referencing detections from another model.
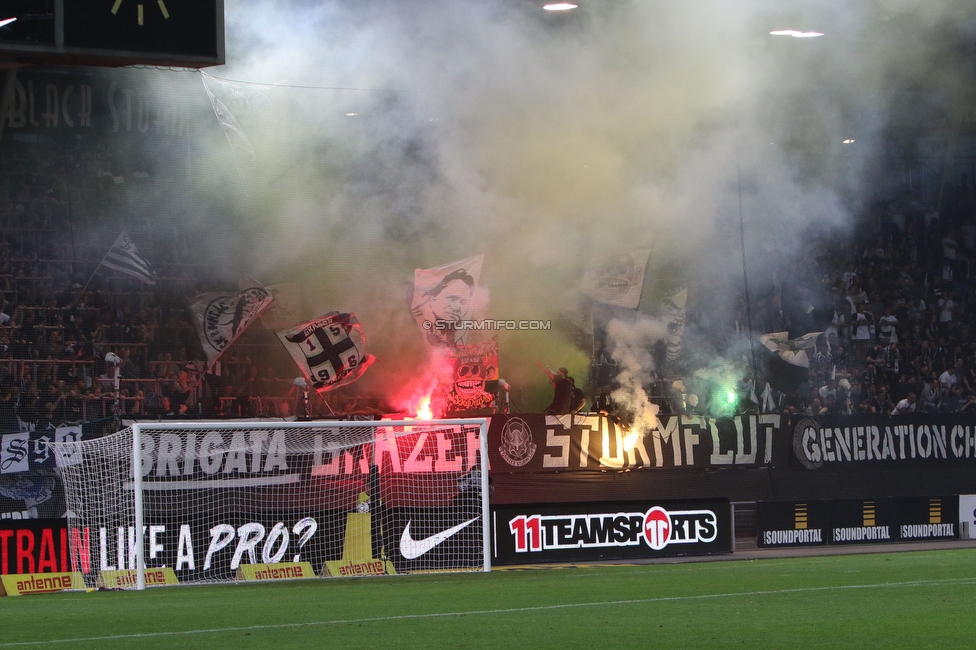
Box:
left=399, top=517, right=479, bottom=560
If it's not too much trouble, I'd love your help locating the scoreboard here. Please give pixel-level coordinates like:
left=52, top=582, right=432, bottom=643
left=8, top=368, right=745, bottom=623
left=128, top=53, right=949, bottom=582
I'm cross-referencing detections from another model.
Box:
left=0, top=0, right=223, bottom=68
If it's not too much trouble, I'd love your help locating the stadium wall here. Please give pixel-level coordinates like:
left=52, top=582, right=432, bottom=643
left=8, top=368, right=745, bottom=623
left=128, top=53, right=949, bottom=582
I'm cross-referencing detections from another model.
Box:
left=487, top=413, right=976, bottom=504
left=5, top=413, right=976, bottom=525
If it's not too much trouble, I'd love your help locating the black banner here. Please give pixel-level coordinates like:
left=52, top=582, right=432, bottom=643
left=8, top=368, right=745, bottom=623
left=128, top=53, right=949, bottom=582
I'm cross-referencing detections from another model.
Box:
left=1, top=69, right=205, bottom=140
left=385, top=504, right=484, bottom=574
left=65, top=424, right=488, bottom=581
left=67, top=501, right=486, bottom=582
left=489, top=413, right=775, bottom=472
left=85, top=509, right=358, bottom=583
left=491, top=500, right=731, bottom=565
left=0, top=425, right=92, bottom=520
left=789, top=415, right=976, bottom=469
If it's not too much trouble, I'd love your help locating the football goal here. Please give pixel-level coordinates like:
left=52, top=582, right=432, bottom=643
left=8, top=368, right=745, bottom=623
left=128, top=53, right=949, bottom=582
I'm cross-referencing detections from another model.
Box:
left=50, top=419, right=490, bottom=590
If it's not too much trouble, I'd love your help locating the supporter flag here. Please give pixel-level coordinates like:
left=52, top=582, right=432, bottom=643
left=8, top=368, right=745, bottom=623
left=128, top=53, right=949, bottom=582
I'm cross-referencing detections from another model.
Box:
left=759, top=382, right=777, bottom=413
left=236, top=277, right=305, bottom=330
left=189, top=287, right=275, bottom=367
left=410, top=255, right=487, bottom=355
left=200, top=72, right=257, bottom=187
left=759, top=331, right=823, bottom=368
left=277, top=312, right=376, bottom=393
left=579, top=248, right=650, bottom=308
left=99, top=231, right=157, bottom=285
left=559, top=305, right=595, bottom=349
left=445, top=338, right=499, bottom=413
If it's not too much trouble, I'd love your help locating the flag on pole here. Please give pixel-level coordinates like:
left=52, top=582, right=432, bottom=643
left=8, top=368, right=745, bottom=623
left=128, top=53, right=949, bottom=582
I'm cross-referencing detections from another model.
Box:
left=236, top=277, right=305, bottom=330
left=101, top=231, right=156, bottom=285
left=189, top=287, right=275, bottom=367
left=277, top=312, right=376, bottom=393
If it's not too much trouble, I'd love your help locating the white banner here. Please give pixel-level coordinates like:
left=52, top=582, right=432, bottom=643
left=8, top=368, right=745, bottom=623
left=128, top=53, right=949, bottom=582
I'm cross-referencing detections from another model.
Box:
left=579, top=249, right=650, bottom=308
left=410, top=255, right=486, bottom=354
left=189, top=287, right=275, bottom=367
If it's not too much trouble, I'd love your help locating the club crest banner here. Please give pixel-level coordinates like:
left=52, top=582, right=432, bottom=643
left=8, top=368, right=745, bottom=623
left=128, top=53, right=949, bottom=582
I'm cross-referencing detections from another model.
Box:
left=277, top=312, right=376, bottom=393
left=446, top=338, right=499, bottom=413
left=190, top=287, right=275, bottom=367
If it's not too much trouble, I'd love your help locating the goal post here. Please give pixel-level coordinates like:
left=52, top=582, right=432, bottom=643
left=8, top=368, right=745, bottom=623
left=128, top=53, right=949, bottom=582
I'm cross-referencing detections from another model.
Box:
left=51, top=418, right=490, bottom=590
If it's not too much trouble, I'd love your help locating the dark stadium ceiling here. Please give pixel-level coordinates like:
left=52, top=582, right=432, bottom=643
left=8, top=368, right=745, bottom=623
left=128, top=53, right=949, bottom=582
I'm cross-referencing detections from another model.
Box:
left=2, top=0, right=975, bottom=128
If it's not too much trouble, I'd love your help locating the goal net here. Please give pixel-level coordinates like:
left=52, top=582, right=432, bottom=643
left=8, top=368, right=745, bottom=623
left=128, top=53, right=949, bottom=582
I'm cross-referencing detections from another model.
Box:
left=50, top=419, right=489, bottom=590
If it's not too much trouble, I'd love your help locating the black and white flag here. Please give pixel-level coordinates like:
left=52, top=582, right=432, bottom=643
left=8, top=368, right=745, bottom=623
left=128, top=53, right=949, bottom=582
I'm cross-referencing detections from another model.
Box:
left=189, top=287, right=275, bottom=367
left=100, top=231, right=157, bottom=285
left=277, top=312, right=376, bottom=393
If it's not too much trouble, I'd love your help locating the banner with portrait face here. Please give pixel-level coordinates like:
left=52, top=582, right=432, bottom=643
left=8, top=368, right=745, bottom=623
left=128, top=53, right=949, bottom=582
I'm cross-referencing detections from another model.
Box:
left=409, top=255, right=486, bottom=358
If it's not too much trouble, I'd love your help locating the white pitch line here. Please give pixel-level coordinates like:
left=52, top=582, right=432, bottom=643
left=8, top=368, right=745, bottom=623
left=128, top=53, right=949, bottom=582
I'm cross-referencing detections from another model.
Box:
left=2, top=576, right=975, bottom=647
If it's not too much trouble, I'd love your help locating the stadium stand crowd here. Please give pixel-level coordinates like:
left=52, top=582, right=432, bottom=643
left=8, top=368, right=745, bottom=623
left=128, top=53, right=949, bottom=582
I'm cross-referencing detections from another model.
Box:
left=0, top=133, right=375, bottom=427
left=590, top=178, right=976, bottom=418
left=737, top=178, right=976, bottom=417
left=3, top=119, right=976, bottom=427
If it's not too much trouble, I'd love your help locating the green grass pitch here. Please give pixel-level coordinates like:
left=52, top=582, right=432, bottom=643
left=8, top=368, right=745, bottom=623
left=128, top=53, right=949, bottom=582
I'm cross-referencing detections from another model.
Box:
left=2, top=549, right=974, bottom=649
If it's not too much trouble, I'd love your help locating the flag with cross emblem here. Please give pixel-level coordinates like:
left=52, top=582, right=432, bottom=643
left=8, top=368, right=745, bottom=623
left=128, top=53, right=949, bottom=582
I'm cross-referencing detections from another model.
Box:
left=276, top=312, right=376, bottom=393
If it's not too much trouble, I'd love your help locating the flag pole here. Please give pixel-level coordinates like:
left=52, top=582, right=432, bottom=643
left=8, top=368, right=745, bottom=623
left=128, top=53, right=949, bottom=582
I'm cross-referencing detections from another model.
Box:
left=316, top=391, right=336, bottom=416
left=82, top=239, right=115, bottom=292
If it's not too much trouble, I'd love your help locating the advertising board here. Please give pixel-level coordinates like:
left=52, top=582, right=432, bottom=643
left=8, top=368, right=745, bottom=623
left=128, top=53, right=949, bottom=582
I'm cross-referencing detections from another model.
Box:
left=758, top=497, right=958, bottom=546
left=756, top=501, right=828, bottom=548
left=491, top=500, right=731, bottom=565
left=0, top=519, right=77, bottom=575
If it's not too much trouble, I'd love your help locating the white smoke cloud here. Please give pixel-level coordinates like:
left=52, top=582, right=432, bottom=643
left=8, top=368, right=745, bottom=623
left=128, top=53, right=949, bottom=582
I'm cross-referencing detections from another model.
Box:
left=93, top=0, right=976, bottom=405
left=606, top=315, right=666, bottom=431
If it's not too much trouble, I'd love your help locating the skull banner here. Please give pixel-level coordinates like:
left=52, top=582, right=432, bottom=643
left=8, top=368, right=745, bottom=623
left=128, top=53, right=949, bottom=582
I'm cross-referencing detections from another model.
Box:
left=445, top=338, right=498, bottom=413
left=579, top=249, right=650, bottom=309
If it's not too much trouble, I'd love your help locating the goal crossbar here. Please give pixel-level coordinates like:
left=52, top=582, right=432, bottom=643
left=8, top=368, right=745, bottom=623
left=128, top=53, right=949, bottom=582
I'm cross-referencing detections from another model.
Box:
left=52, top=418, right=490, bottom=590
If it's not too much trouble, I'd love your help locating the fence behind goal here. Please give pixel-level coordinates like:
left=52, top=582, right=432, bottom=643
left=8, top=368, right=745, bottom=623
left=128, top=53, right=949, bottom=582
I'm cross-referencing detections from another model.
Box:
left=51, top=419, right=490, bottom=589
